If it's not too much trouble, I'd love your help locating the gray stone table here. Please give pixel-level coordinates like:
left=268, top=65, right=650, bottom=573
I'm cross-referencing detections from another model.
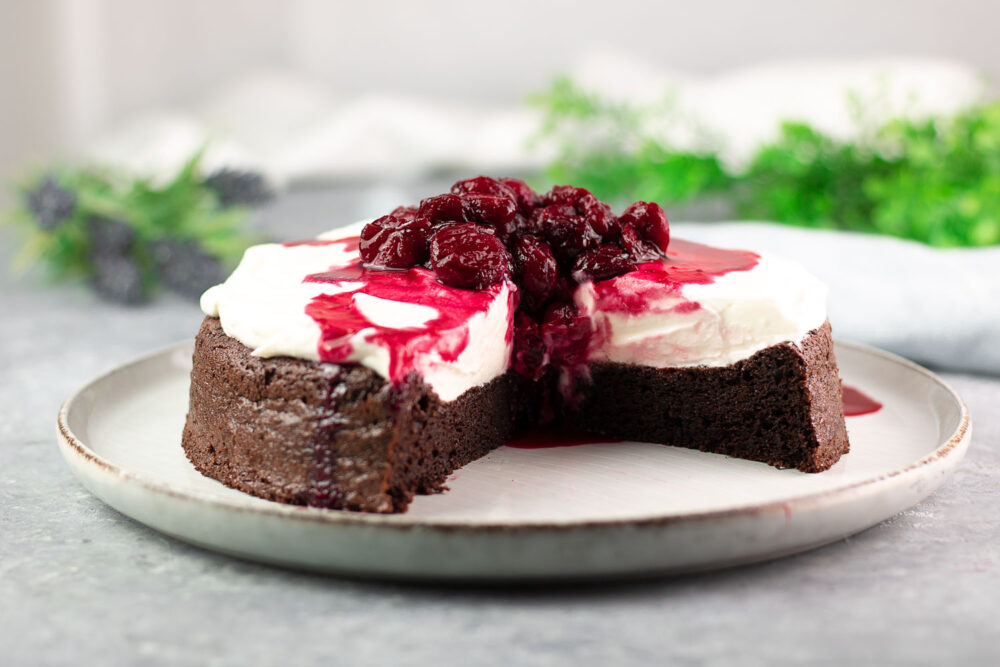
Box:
left=2, top=185, right=998, bottom=666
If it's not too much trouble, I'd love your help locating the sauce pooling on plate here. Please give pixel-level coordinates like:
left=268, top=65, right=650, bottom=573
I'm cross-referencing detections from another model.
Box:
left=841, top=385, right=883, bottom=417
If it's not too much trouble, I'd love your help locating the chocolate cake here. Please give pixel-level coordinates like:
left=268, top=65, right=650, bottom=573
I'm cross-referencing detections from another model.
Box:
left=182, top=177, right=850, bottom=513
left=184, top=318, right=514, bottom=512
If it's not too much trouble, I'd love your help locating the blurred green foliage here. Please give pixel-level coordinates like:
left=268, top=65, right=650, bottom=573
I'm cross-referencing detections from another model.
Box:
left=531, top=77, right=1000, bottom=247
left=5, top=152, right=262, bottom=292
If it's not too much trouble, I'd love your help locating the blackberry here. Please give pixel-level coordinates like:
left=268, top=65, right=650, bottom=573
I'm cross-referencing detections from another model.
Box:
left=88, top=217, right=135, bottom=257
left=92, top=254, right=145, bottom=304
left=203, top=168, right=273, bottom=208
left=150, top=239, right=226, bottom=298
left=25, top=176, right=76, bottom=229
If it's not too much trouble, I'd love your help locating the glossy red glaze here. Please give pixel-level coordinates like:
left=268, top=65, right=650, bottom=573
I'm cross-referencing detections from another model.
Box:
left=658, top=239, right=759, bottom=284
left=305, top=264, right=510, bottom=383
left=587, top=239, right=758, bottom=315
left=842, top=384, right=883, bottom=416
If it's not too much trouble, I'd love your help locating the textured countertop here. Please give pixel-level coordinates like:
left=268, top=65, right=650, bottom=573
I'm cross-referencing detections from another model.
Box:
left=2, top=186, right=998, bottom=666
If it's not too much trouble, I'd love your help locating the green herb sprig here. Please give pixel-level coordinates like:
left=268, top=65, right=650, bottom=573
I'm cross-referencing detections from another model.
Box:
left=530, top=77, right=1000, bottom=247
left=5, top=152, right=270, bottom=303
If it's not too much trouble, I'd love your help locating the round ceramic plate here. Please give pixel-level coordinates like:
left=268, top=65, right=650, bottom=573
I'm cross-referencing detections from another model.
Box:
left=57, top=341, right=970, bottom=582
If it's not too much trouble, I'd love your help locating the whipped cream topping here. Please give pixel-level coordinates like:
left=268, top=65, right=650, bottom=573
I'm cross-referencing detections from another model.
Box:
left=202, top=224, right=827, bottom=401
left=200, top=238, right=359, bottom=361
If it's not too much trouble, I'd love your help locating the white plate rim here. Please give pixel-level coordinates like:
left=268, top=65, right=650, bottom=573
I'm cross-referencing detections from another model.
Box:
left=56, top=339, right=971, bottom=533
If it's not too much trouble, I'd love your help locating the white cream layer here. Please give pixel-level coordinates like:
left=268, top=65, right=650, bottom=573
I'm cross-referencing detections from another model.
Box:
left=202, top=223, right=827, bottom=401
left=575, top=255, right=827, bottom=368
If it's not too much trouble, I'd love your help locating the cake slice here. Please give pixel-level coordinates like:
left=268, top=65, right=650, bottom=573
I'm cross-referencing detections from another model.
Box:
left=182, top=177, right=849, bottom=513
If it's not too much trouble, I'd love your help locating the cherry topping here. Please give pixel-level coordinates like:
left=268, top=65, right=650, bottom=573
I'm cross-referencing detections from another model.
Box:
left=359, top=215, right=431, bottom=268
left=493, top=213, right=536, bottom=245
left=618, top=201, right=670, bottom=252
left=513, top=235, right=558, bottom=311
left=577, top=194, right=618, bottom=240
left=417, top=194, right=467, bottom=224
left=571, top=244, right=636, bottom=283
left=461, top=193, right=517, bottom=227
left=620, top=223, right=663, bottom=263
left=429, top=223, right=513, bottom=289
left=390, top=205, right=418, bottom=221
left=372, top=230, right=428, bottom=268
left=500, top=178, right=541, bottom=215
left=542, top=185, right=589, bottom=207
left=533, top=204, right=601, bottom=262
left=451, top=176, right=517, bottom=201
left=358, top=179, right=676, bottom=417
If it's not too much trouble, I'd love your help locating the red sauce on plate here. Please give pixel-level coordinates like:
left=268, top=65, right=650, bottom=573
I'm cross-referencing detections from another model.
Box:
left=842, top=384, right=883, bottom=417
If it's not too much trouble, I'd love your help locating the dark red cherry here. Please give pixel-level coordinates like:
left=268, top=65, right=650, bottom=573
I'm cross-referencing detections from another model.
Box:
left=389, top=205, right=418, bottom=221
left=417, top=194, right=467, bottom=223
left=532, top=205, right=601, bottom=261
left=450, top=176, right=517, bottom=201
left=432, top=219, right=497, bottom=235
left=577, top=193, right=618, bottom=239
left=492, top=213, right=536, bottom=246
left=368, top=229, right=428, bottom=268
left=359, top=215, right=431, bottom=267
left=619, top=223, right=663, bottom=263
left=500, top=178, right=541, bottom=215
left=461, top=193, right=517, bottom=227
left=542, top=185, right=589, bottom=207
left=429, top=223, right=512, bottom=289
left=571, top=244, right=636, bottom=283
left=618, top=201, right=669, bottom=252
left=513, top=235, right=558, bottom=310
